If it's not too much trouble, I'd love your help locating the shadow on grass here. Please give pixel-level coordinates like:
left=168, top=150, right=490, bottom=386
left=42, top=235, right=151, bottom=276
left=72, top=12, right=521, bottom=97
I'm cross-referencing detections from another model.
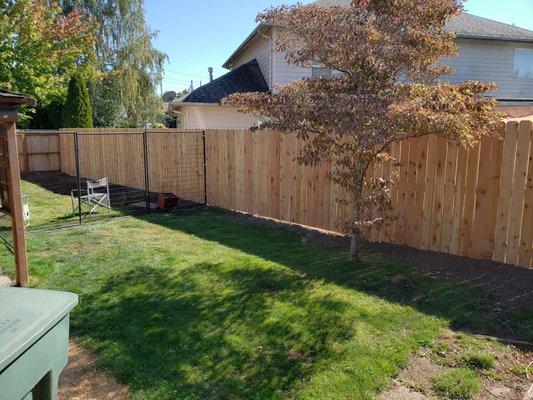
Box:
left=73, top=263, right=359, bottom=399
left=135, top=210, right=532, bottom=344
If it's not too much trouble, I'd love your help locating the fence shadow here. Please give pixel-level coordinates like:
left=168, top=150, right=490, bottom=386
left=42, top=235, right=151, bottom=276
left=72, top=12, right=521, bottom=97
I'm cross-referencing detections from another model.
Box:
left=137, top=209, right=533, bottom=344
left=22, top=171, right=78, bottom=196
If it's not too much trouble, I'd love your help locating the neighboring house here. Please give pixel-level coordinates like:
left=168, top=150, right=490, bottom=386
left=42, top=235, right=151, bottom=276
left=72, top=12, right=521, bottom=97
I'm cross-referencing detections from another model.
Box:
left=170, top=2, right=533, bottom=129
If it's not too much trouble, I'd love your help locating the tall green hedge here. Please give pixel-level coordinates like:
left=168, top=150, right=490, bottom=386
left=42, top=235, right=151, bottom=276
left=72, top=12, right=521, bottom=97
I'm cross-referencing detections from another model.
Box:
left=63, top=74, right=93, bottom=128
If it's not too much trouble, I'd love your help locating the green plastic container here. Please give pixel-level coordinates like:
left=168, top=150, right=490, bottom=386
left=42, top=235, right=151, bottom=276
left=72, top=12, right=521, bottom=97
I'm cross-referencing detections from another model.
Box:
left=0, top=288, right=78, bottom=400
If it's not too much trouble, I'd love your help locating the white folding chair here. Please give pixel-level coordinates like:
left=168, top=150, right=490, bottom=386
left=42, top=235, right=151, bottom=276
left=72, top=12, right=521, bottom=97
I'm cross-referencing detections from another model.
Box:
left=0, top=194, right=30, bottom=227
left=71, top=177, right=112, bottom=215
left=22, top=194, right=30, bottom=227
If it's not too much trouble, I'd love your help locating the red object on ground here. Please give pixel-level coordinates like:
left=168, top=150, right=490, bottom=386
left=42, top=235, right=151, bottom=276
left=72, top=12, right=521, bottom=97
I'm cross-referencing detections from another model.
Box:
left=157, top=193, right=179, bottom=209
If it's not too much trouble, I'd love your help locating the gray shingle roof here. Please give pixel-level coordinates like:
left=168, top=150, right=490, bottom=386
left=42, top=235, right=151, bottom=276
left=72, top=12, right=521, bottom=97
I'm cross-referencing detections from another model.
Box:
left=447, top=13, right=533, bottom=42
left=181, top=60, right=269, bottom=104
left=313, top=0, right=533, bottom=42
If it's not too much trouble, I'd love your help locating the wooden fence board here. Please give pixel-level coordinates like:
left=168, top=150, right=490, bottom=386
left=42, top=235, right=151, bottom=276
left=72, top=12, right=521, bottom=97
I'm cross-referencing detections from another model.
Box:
left=460, top=143, right=480, bottom=257
left=17, top=131, right=61, bottom=172
left=421, top=136, right=437, bottom=250
left=470, top=137, right=493, bottom=259
left=440, top=142, right=458, bottom=254
left=505, top=122, right=532, bottom=265
left=518, top=124, right=533, bottom=267
left=449, top=146, right=468, bottom=255
left=493, top=123, right=519, bottom=263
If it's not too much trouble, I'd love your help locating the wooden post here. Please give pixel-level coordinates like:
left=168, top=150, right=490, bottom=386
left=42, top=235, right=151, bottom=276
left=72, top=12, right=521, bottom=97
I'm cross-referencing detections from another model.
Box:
left=4, top=119, right=28, bottom=286
left=0, top=89, right=35, bottom=287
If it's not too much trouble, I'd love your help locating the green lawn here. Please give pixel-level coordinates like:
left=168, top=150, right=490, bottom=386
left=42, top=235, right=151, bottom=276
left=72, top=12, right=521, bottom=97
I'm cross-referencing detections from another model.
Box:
left=21, top=179, right=80, bottom=227
left=0, top=181, right=531, bottom=399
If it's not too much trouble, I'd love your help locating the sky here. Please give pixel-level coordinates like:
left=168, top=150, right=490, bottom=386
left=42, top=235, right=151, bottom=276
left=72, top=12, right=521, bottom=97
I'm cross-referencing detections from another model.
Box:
left=144, top=0, right=533, bottom=95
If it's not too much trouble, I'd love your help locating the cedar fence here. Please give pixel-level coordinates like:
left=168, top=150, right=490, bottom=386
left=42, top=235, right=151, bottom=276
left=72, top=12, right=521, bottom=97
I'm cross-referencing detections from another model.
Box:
left=16, top=121, right=533, bottom=268
left=17, top=130, right=61, bottom=172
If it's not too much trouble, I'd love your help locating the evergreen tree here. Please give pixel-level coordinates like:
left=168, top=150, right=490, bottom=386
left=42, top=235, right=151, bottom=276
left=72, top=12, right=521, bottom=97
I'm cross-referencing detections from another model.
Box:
left=63, top=74, right=93, bottom=128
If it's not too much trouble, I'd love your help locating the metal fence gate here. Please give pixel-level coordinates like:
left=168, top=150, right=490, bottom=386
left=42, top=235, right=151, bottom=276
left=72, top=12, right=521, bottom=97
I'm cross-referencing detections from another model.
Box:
left=11, top=129, right=206, bottom=234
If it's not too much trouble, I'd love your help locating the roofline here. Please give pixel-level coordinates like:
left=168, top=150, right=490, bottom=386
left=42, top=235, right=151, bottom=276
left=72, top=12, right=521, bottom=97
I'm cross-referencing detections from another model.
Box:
left=222, top=23, right=274, bottom=69
left=0, top=91, right=37, bottom=107
left=457, top=34, right=533, bottom=43
left=496, top=98, right=533, bottom=102
left=170, top=102, right=239, bottom=109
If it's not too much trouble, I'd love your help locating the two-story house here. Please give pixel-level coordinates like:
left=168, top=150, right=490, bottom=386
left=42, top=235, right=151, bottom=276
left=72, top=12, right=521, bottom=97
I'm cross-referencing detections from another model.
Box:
left=170, top=2, right=533, bottom=129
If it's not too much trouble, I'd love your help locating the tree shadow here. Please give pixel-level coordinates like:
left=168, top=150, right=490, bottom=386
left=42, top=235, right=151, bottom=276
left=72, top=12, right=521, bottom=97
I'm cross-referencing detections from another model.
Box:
left=73, top=262, right=362, bottom=398
left=135, top=210, right=533, bottom=344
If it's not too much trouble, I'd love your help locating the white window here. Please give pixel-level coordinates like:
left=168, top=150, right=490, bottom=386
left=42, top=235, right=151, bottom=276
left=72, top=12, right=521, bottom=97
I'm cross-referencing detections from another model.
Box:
left=513, top=49, right=533, bottom=79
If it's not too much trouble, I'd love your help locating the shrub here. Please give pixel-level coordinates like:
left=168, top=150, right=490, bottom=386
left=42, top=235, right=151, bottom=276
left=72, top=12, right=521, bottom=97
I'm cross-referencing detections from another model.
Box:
left=31, top=98, right=65, bottom=129
left=461, top=352, right=496, bottom=370
left=63, top=74, right=93, bottom=128
left=432, top=368, right=480, bottom=399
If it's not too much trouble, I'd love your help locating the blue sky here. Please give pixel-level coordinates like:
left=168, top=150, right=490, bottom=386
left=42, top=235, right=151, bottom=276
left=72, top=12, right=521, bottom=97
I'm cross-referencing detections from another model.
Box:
left=145, top=0, right=533, bottom=94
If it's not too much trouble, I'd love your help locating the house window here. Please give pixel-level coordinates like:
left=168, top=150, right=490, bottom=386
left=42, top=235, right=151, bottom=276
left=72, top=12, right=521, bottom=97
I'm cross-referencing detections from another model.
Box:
left=512, top=49, right=533, bottom=79
left=311, top=66, right=332, bottom=78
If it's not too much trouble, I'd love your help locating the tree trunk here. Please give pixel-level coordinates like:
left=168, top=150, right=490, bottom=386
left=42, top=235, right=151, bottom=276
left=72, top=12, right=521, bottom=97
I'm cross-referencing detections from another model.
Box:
left=350, top=233, right=360, bottom=260
left=349, top=175, right=364, bottom=261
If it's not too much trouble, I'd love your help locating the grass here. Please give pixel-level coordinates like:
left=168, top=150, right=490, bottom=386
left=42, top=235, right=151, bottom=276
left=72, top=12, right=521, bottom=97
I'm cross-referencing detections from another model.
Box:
left=0, top=179, right=531, bottom=399
left=20, top=179, right=80, bottom=227
left=432, top=368, right=480, bottom=399
left=461, top=352, right=496, bottom=371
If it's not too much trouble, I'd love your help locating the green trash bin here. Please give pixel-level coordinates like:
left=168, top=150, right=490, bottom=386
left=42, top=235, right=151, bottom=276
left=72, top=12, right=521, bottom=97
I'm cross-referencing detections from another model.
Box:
left=0, top=288, right=78, bottom=400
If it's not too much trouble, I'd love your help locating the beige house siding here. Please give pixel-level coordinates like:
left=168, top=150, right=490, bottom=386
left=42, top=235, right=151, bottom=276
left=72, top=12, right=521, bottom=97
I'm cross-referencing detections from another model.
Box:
left=271, top=28, right=312, bottom=88
left=443, top=39, right=533, bottom=99
left=180, top=105, right=259, bottom=129
left=232, top=33, right=273, bottom=87
left=230, top=29, right=533, bottom=99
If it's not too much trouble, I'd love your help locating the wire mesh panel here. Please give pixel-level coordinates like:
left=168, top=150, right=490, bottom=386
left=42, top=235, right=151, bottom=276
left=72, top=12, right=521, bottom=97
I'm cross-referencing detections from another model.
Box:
left=10, top=129, right=207, bottom=235
left=146, top=130, right=206, bottom=209
left=76, top=131, right=147, bottom=222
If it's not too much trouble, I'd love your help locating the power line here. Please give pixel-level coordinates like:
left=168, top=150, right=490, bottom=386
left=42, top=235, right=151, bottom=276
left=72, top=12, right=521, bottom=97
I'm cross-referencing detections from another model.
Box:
left=164, top=69, right=208, bottom=79
left=163, top=77, right=195, bottom=84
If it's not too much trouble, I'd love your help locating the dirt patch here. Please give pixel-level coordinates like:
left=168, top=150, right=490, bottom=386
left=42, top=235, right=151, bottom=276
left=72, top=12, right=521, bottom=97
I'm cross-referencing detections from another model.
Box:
left=365, top=242, right=533, bottom=312
left=59, top=340, right=130, bottom=400
left=378, top=330, right=532, bottom=400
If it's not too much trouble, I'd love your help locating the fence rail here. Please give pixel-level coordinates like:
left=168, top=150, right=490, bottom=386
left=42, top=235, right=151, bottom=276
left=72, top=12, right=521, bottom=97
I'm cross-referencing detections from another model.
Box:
left=16, top=123, right=533, bottom=268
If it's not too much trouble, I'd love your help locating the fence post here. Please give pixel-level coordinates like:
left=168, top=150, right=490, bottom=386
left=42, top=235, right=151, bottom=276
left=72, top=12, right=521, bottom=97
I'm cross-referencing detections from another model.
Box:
left=74, top=131, right=82, bottom=225
left=202, top=130, right=208, bottom=205
left=143, top=130, right=151, bottom=213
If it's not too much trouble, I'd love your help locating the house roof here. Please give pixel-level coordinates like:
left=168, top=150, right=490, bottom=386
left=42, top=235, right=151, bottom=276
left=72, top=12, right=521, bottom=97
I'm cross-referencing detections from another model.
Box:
left=314, top=0, right=533, bottom=41
left=446, top=13, right=533, bottom=42
left=0, top=89, right=36, bottom=107
left=178, top=59, right=269, bottom=105
left=223, top=2, right=533, bottom=68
